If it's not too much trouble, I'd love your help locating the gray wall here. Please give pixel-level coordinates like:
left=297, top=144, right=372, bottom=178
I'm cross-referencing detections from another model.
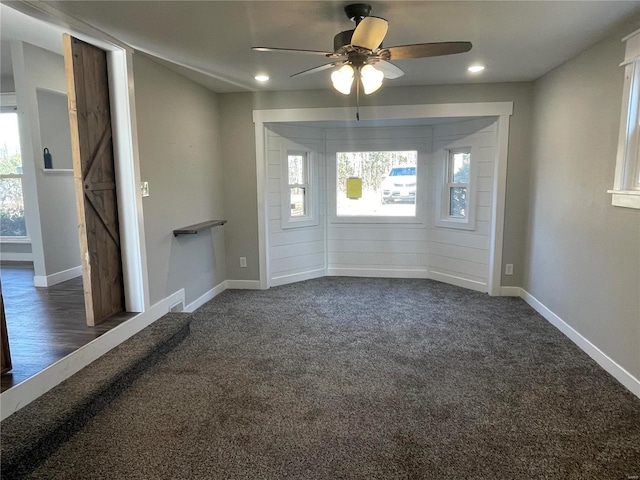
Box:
left=220, top=83, right=533, bottom=283
left=133, top=54, right=226, bottom=306
left=12, top=42, right=81, bottom=280
left=526, top=19, right=640, bottom=378
left=36, top=87, right=80, bottom=275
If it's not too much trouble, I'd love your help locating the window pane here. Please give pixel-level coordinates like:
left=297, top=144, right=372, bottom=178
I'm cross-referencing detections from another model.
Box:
left=0, top=113, right=23, bottom=174
left=0, top=177, right=27, bottom=236
left=337, top=151, right=417, bottom=217
left=290, top=187, right=306, bottom=217
left=288, top=154, right=305, bottom=185
left=452, top=152, right=470, bottom=184
left=449, top=186, right=467, bottom=218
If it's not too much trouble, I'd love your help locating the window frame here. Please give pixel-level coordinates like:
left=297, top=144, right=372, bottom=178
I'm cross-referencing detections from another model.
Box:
left=280, top=149, right=318, bottom=229
left=0, top=99, right=29, bottom=241
left=436, top=146, right=476, bottom=230
left=609, top=28, right=640, bottom=209
left=327, top=137, right=427, bottom=225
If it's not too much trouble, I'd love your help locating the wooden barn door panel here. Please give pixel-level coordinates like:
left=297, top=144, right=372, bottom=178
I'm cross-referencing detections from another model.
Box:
left=63, top=34, right=124, bottom=326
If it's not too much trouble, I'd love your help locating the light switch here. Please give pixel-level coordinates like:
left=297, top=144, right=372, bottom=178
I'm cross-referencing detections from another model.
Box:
left=141, top=181, right=150, bottom=197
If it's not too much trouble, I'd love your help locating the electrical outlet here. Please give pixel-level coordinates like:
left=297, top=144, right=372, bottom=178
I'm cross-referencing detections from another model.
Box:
left=240, top=257, right=247, bottom=268
left=141, top=181, right=150, bottom=197
left=505, top=264, right=514, bottom=276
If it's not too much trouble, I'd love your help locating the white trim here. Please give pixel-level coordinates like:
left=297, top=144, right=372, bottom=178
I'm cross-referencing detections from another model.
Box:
left=609, top=191, right=640, bottom=209
left=488, top=115, right=511, bottom=295
left=41, top=168, right=73, bottom=175
left=271, top=268, right=326, bottom=287
left=225, top=279, right=263, bottom=290
left=33, top=265, right=81, bottom=287
left=0, top=252, right=33, bottom=262
left=255, top=120, right=269, bottom=289
left=521, top=289, right=640, bottom=399
left=184, top=281, right=226, bottom=313
left=327, top=267, right=428, bottom=279
left=0, top=237, right=31, bottom=244
left=0, top=288, right=185, bottom=421
left=108, top=48, right=148, bottom=313
left=253, top=103, right=514, bottom=124
left=499, top=286, right=522, bottom=297
left=428, top=270, right=487, bottom=293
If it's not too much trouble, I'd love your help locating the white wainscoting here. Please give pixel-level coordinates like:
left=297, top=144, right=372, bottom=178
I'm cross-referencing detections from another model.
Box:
left=427, top=118, right=498, bottom=293
left=266, top=124, right=327, bottom=288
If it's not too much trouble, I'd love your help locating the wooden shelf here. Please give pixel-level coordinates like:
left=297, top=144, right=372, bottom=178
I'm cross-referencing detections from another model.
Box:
left=42, top=168, right=73, bottom=174
left=173, top=220, right=227, bottom=237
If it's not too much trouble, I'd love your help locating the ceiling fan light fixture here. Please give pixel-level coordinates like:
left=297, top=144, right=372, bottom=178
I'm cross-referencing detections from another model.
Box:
left=467, top=64, right=485, bottom=73
left=360, top=64, right=384, bottom=94
left=254, top=74, right=270, bottom=82
left=331, top=64, right=355, bottom=95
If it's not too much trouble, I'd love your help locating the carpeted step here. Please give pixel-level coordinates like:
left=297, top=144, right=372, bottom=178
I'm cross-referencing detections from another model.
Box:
left=0, top=312, right=191, bottom=479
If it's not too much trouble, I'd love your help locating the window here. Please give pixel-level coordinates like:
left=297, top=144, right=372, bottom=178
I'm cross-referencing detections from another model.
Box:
left=288, top=152, right=308, bottom=218
left=0, top=109, right=27, bottom=238
left=445, top=149, right=470, bottom=218
left=336, top=150, right=417, bottom=217
left=610, top=28, right=640, bottom=209
left=281, top=150, right=317, bottom=228
left=437, top=147, right=475, bottom=230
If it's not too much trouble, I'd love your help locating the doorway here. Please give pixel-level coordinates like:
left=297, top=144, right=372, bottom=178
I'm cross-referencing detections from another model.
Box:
left=0, top=4, right=147, bottom=390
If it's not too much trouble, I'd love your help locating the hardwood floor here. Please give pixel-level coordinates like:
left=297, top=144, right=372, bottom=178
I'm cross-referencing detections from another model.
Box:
left=0, top=263, right=132, bottom=392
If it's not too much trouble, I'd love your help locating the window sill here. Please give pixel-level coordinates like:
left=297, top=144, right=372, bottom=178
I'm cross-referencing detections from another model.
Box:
left=42, top=168, right=73, bottom=175
left=435, top=218, right=475, bottom=231
left=608, top=190, right=640, bottom=209
left=0, top=237, right=31, bottom=244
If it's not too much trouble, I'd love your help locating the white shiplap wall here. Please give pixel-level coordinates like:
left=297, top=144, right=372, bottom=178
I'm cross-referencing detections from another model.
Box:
left=266, top=124, right=326, bottom=286
left=325, top=126, right=431, bottom=278
left=428, top=118, right=498, bottom=292
left=265, top=118, right=498, bottom=292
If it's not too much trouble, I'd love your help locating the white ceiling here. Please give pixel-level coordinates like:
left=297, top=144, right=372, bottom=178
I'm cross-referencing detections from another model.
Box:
left=2, top=1, right=640, bottom=94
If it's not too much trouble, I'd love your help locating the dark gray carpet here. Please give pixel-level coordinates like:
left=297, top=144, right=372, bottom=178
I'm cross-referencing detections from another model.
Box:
left=22, top=278, right=640, bottom=479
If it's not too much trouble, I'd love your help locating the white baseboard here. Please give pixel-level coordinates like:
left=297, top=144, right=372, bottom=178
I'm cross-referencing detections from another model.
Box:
left=521, top=289, right=640, bottom=399
left=225, top=279, right=262, bottom=290
left=33, top=265, right=82, bottom=288
left=0, top=252, right=33, bottom=262
left=327, top=267, right=429, bottom=279
left=0, top=288, right=186, bottom=421
left=184, top=281, right=226, bottom=313
left=271, top=268, right=325, bottom=287
left=499, top=286, right=522, bottom=297
left=429, top=270, right=488, bottom=293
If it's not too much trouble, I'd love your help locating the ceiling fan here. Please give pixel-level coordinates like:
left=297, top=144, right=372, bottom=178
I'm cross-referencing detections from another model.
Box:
left=253, top=3, right=472, bottom=102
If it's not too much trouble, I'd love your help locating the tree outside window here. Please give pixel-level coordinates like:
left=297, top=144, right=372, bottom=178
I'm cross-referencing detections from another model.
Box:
left=0, top=112, right=27, bottom=237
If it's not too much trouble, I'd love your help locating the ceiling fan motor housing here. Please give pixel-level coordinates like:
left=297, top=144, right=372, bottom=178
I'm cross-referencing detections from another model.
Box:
left=344, top=3, right=372, bottom=23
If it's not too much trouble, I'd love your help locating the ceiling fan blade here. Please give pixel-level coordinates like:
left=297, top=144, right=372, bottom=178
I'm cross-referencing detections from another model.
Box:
left=252, top=47, right=337, bottom=57
left=375, top=60, right=404, bottom=79
left=351, top=16, right=388, bottom=51
left=381, top=42, right=472, bottom=60
left=291, top=62, right=343, bottom=78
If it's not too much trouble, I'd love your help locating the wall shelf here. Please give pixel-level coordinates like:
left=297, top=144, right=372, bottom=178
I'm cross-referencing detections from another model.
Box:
left=42, top=168, right=73, bottom=175
left=173, top=220, right=227, bottom=237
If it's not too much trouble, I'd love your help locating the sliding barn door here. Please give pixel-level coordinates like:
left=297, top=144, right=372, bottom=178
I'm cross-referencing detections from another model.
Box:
left=63, top=34, right=125, bottom=326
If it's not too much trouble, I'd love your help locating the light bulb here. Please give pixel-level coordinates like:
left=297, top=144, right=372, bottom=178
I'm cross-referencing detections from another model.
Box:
left=331, top=64, right=354, bottom=95
left=360, top=64, right=384, bottom=95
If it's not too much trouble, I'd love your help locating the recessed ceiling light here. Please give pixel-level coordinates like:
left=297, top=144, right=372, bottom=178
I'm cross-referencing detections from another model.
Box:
left=468, top=65, right=485, bottom=73
left=255, top=74, right=269, bottom=82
